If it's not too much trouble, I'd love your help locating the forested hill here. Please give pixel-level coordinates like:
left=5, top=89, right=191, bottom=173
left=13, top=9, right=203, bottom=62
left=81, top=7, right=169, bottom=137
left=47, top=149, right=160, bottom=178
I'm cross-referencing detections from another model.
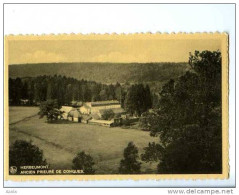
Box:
left=9, top=62, right=189, bottom=84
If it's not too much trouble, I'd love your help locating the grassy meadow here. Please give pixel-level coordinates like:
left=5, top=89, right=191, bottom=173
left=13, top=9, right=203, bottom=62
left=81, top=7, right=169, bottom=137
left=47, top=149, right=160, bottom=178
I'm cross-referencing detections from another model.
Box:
left=9, top=106, right=39, bottom=124
left=9, top=106, right=158, bottom=174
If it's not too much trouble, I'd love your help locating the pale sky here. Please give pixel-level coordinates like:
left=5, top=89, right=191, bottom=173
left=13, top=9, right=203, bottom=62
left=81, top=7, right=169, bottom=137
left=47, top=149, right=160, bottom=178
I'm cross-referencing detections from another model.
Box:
left=7, top=38, right=222, bottom=64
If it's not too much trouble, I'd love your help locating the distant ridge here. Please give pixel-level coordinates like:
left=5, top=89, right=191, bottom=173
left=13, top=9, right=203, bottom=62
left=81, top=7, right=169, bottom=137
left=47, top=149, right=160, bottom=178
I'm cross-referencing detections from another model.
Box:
left=9, top=62, right=189, bottom=84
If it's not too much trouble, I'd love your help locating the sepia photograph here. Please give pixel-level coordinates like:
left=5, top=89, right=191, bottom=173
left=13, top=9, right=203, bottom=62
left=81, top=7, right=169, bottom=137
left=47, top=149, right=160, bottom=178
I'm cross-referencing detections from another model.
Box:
left=4, top=33, right=228, bottom=180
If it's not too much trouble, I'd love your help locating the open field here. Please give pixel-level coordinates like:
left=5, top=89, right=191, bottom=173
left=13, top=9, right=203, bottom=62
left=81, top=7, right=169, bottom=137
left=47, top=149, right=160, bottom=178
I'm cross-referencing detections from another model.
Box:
left=9, top=106, right=158, bottom=174
left=9, top=106, right=39, bottom=124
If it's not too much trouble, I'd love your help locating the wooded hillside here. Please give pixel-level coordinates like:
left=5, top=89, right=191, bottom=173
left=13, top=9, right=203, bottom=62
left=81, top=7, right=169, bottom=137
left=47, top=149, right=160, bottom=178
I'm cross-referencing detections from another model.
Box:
left=9, top=62, right=189, bottom=84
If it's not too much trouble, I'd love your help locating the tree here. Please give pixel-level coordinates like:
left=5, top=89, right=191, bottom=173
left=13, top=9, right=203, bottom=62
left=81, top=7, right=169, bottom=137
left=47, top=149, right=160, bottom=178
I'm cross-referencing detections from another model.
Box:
left=91, top=84, right=101, bottom=101
left=108, top=84, right=116, bottom=100
left=145, top=84, right=152, bottom=109
left=141, top=50, right=222, bottom=174
left=9, top=75, right=123, bottom=106
left=9, top=140, right=47, bottom=173
left=189, top=50, right=221, bottom=106
left=99, top=89, right=108, bottom=101
left=124, top=85, right=137, bottom=115
left=38, top=99, right=63, bottom=122
left=9, top=77, right=23, bottom=105
left=115, top=82, right=122, bottom=101
left=72, top=151, right=95, bottom=174
left=157, top=123, right=222, bottom=174
left=72, top=83, right=79, bottom=101
left=21, top=82, right=29, bottom=100
left=119, top=142, right=141, bottom=174
left=124, top=84, right=152, bottom=116
left=141, top=142, right=164, bottom=163
left=101, top=109, right=115, bottom=120
left=152, top=93, right=160, bottom=109
left=56, top=77, right=65, bottom=106
left=65, top=84, right=73, bottom=105
left=46, top=82, right=54, bottom=100
left=28, top=80, right=35, bottom=105
left=84, top=87, right=92, bottom=102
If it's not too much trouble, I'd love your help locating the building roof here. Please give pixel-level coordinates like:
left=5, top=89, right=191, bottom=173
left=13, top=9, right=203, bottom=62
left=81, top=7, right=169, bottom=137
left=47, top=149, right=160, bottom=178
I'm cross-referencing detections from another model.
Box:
left=68, top=109, right=82, bottom=118
left=98, top=108, right=126, bottom=115
left=82, top=103, right=91, bottom=109
left=60, top=106, right=74, bottom=113
left=89, top=119, right=114, bottom=125
left=91, top=100, right=120, bottom=107
left=111, top=108, right=126, bottom=114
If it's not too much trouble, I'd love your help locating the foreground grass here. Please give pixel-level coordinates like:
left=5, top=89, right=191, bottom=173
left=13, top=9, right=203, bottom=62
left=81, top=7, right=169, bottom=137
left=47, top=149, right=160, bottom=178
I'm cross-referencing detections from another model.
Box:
left=9, top=107, right=158, bottom=174
left=9, top=106, right=39, bottom=124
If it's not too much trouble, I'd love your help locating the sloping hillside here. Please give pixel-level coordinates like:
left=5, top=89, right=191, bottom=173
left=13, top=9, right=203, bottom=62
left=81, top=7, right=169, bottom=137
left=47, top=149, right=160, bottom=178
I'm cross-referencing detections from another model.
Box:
left=9, top=62, right=189, bottom=84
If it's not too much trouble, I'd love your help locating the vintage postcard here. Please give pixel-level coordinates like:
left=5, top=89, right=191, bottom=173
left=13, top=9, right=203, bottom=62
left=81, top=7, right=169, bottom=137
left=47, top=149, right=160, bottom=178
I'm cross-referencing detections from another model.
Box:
left=4, top=33, right=228, bottom=181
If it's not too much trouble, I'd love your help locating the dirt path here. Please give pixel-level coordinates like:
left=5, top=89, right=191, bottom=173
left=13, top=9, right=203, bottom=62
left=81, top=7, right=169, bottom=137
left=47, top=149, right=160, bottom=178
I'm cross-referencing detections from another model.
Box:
left=10, top=126, right=75, bottom=154
left=9, top=114, right=38, bottom=125
left=10, top=114, right=75, bottom=155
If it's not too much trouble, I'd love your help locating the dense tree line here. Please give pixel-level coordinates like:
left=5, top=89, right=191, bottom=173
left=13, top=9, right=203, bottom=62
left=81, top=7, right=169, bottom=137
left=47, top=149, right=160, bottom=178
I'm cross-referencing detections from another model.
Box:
left=140, top=50, right=222, bottom=173
left=9, top=75, right=153, bottom=116
left=9, top=75, right=125, bottom=106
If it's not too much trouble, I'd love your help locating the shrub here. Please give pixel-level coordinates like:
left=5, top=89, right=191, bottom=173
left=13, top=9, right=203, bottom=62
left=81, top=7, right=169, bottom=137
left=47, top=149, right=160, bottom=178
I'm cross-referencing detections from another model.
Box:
left=9, top=140, right=47, bottom=173
left=72, top=151, right=95, bottom=174
left=101, top=109, right=115, bottom=120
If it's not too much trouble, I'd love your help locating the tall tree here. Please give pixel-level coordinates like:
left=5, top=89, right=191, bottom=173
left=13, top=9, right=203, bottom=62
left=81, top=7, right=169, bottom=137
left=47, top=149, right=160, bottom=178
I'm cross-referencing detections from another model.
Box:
left=108, top=84, right=115, bottom=100
left=46, top=81, right=54, bottom=100
left=115, top=83, right=122, bottom=102
left=99, top=89, right=108, bottom=101
left=141, top=50, right=222, bottom=174
left=65, top=84, right=73, bottom=105
left=28, top=80, right=35, bottom=105
left=72, top=151, right=95, bottom=174
left=145, top=84, right=152, bottom=109
left=11, top=77, right=23, bottom=105
left=119, top=142, right=141, bottom=174
left=91, top=84, right=101, bottom=102
left=84, top=87, right=92, bottom=102
left=125, top=84, right=152, bottom=116
left=124, top=85, right=137, bottom=115
left=21, top=82, right=29, bottom=100
left=39, top=99, right=63, bottom=122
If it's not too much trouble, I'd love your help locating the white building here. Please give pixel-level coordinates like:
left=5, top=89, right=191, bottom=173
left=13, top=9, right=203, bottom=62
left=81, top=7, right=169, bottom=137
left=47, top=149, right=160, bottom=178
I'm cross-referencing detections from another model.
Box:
left=68, top=109, right=82, bottom=122
left=88, top=119, right=114, bottom=127
left=60, top=106, right=74, bottom=120
left=80, top=100, right=121, bottom=115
